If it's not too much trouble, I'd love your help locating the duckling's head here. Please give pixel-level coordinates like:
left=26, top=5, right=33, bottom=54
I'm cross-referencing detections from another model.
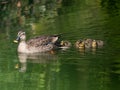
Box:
left=60, top=41, right=69, bottom=46
left=78, top=41, right=85, bottom=49
left=75, top=40, right=81, bottom=47
left=14, top=31, right=26, bottom=43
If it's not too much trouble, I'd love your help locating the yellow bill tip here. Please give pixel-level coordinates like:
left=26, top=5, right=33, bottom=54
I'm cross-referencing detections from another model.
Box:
left=13, top=40, right=18, bottom=43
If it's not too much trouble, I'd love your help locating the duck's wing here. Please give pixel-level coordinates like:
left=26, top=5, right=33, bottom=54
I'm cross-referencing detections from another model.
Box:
left=27, top=35, right=59, bottom=47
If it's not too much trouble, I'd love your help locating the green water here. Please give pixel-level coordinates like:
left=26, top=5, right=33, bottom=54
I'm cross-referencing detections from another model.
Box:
left=0, top=0, right=120, bottom=90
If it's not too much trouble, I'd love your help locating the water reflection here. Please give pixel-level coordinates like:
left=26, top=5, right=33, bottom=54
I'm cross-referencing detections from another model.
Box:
left=17, top=52, right=58, bottom=72
left=0, top=0, right=62, bottom=34
left=0, top=0, right=120, bottom=90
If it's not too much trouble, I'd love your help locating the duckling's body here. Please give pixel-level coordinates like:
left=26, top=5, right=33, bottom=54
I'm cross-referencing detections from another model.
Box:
left=96, top=40, right=104, bottom=47
left=14, top=31, right=59, bottom=53
left=60, top=40, right=71, bottom=49
left=92, top=40, right=97, bottom=48
left=75, top=40, right=85, bottom=49
left=84, top=39, right=93, bottom=48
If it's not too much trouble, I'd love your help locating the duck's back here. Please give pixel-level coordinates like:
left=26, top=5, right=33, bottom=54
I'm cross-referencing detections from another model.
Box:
left=27, top=36, right=52, bottom=47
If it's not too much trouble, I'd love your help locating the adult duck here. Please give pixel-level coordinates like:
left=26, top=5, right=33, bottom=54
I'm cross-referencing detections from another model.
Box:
left=14, top=31, right=60, bottom=53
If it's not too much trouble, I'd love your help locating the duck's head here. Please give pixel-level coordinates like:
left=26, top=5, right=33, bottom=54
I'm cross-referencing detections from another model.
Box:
left=14, top=31, right=26, bottom=43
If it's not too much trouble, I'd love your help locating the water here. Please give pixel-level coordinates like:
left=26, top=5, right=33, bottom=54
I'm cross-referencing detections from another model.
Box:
left=0, top=0, right=120, bottom=90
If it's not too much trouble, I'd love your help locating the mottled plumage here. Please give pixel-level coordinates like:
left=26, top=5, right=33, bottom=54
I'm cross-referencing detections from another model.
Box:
left=14, top=31, right=59, bottom=53
left=96, top=40, right=104, bottom=47
left=59, top=40, right=71, bottom=50
left=75, top=40, right=85, bottom=49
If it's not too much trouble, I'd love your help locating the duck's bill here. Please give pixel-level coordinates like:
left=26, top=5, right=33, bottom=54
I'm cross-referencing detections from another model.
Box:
left=13, top=40, right=18, bottom=43
left=13, top=37, right=20, bottom=43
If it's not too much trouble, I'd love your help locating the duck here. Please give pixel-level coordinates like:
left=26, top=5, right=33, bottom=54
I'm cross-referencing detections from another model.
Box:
left=59, top=40, right=71, bottom=49
left=83, top=39, right=93, bottom=48
left=92, top=40, right=97, bottom=48
left=14, top=31, right=60, bottom=53
left=96, top=40, right=104, bottom=47
left=75, top=40, right=85, bottom=49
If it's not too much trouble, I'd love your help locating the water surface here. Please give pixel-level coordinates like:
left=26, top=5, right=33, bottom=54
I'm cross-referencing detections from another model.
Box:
left=0, top=0, right=120, bottom=90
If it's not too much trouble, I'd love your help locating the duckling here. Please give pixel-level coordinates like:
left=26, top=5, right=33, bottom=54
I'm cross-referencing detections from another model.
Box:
left=92, top=40, right=97, bottom=48
left=59, top=40, right=71, bottom=49
left=84, top=39, right=92, bottom=48
left=60, top=40, right=71, bottom=47
left=14, top=31, right=60, bottom=53
left=75, top=40, right=85, bottom=49
left=96, top=40, right=104, bottom=47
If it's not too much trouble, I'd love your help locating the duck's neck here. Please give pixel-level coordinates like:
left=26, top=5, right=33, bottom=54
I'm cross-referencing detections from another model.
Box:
left=18, top=41, right=27, bottom=53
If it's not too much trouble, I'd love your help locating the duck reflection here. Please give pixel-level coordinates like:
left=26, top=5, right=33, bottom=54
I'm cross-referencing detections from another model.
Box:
left=16, top=52, right=58, bottom=72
